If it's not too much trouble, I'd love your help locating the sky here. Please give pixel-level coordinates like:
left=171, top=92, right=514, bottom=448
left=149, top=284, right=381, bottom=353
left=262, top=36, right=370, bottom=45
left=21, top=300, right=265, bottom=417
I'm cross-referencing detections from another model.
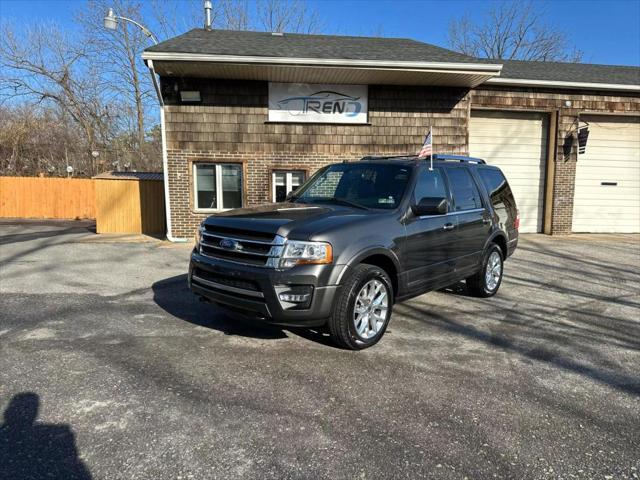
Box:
left=0, top=0, right=639, bottom=66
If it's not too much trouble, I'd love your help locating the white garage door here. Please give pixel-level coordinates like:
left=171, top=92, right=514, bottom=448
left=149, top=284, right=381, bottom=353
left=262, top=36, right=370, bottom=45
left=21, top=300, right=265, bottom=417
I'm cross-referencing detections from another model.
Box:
left=470, top=110, right=549, bottom=233
left=572, top=115, right=640, bottom=233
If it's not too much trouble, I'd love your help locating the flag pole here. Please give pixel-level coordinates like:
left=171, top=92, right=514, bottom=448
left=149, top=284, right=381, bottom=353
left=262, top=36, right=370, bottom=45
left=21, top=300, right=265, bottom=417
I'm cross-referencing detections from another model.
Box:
left=429, top=126, right=433, bottom=171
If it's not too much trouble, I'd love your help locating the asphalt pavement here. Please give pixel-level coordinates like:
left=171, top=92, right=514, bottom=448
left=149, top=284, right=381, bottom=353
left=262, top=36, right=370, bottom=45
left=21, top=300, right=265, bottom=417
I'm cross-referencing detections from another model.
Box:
left=1, top=219, right=639, bottom=480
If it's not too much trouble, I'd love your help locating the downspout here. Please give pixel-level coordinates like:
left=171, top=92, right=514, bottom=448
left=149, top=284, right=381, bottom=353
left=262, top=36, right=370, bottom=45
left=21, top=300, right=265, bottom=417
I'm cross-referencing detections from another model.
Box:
left=146, top=59, right=188, bottom=242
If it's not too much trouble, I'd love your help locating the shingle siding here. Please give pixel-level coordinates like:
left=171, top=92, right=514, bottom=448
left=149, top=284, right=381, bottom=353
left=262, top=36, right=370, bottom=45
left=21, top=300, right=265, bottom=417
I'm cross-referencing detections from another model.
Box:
left=163, top=78, right=470, bottom=238
left=163, top=77, right=639, bottom=238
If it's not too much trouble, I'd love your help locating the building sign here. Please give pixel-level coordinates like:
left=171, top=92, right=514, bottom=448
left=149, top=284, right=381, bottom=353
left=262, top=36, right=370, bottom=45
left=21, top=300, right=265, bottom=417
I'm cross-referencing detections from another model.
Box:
left=268, top=83, right=368, bottom=124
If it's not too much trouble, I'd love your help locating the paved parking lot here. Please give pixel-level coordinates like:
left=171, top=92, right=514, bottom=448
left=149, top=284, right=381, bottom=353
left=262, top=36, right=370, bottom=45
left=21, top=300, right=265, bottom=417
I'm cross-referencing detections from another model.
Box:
left=1, top=219, right=639, bottom=479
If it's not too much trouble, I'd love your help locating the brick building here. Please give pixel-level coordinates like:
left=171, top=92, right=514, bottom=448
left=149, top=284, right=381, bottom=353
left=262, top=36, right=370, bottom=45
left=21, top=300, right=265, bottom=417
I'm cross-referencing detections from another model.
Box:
left=141, top=29, right=640, bottom=240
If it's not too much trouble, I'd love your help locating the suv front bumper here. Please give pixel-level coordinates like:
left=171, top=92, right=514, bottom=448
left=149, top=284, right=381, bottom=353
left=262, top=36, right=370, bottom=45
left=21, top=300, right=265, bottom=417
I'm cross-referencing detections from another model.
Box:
left=188, top=250, right=347, bottom=327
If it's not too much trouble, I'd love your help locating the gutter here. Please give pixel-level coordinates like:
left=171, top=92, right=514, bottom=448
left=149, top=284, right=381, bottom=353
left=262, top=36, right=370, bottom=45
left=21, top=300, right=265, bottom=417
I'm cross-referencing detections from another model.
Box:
left=485, top=77, right=640, bottom=92
left=146, top=59, right=188, bottom=243
left=141, top=51, right=503, bottom=75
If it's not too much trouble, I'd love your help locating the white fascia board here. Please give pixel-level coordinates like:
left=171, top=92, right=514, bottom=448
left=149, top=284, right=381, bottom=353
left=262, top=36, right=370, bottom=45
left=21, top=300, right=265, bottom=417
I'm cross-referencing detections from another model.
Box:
left=141, top=51, right=503, bottom=73
left=486, top=77, right=640, bottom=92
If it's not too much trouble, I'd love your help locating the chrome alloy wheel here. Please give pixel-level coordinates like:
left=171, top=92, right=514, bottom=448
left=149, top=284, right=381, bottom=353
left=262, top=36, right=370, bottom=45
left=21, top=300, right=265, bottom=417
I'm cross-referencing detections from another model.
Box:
left=485, top=251, right=502, bottom=291
left=353, top=279, right=389, bottom=339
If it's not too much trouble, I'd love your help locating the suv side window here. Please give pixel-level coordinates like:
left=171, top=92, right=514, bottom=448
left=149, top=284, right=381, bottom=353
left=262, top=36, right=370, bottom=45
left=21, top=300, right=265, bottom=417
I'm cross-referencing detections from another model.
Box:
left=446, top=167, right=483, bottom=211
left=413, top=168, right=448, bottom=202
left=478, top=168, right=513, bottom=208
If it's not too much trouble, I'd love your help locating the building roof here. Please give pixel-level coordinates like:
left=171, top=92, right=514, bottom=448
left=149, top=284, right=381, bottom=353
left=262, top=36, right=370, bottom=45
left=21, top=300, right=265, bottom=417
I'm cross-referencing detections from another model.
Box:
left=143, top=29, right=639, bottom=92
left=145, top=28, right=480, bottom=64
left=143, top=28, right=502, bottom=88
left=487, top=59, right=640, bottom=90
left=93, top=171, right=164, bottom=181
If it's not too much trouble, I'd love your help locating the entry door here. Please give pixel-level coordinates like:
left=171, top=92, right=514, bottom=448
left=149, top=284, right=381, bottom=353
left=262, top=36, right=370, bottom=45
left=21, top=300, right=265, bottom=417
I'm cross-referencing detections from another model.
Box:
left=572, top=115, right=640, bottom=233
left=470, top=110, right=549, bottom=233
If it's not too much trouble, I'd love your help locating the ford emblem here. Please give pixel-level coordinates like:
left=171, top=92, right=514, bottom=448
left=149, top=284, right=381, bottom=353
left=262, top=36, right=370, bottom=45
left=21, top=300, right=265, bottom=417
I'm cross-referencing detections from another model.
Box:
left=219, top=238, right=237, bottom=250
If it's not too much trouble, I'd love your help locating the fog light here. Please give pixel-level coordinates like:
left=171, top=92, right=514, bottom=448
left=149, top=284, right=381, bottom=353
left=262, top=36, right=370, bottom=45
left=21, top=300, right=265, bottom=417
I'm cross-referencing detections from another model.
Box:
left=275, top=285, right=313, bottom=309
left=279, top=292, right=311, bottom=303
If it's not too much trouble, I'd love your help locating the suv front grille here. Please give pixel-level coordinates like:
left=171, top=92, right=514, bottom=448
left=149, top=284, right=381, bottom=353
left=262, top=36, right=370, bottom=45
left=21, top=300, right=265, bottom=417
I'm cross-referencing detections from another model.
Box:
left=198, top=228, right=284, bottom=267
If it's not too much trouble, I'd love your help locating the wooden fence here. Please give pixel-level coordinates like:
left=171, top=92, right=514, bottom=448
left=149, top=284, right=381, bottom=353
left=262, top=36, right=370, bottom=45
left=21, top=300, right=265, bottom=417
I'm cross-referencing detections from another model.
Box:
left=0, top=176, right=96, bottom=219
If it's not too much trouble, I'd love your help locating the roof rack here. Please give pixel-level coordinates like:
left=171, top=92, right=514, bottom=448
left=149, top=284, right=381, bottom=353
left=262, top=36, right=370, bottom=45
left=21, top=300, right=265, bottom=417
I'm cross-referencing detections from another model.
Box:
left=432, top=154, right=486, bottom=164
left=360, top=154, right=485, bottom=164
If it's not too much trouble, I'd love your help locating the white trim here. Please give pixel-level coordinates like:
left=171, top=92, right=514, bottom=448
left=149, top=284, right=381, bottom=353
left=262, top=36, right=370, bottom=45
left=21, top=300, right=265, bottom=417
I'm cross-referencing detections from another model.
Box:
left=148, top=59, right=187, bottom=242
left=142, top=51, right=503, bottom=73
left=486, top=77, right=640, bottom=92
left=272, top=170, right=305, bottom=202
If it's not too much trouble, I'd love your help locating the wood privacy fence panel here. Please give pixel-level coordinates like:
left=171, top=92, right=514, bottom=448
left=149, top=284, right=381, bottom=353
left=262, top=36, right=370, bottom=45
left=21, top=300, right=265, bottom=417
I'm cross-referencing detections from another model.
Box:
left=95, top=178, right=165, bottom=234
left=0, top=176, right=95, bottom=219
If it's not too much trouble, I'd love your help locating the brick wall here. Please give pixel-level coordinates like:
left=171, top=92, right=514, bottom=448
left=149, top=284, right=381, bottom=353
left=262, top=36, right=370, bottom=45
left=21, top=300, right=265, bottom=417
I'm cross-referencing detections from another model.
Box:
left=472, top=87, right=640, bottom=234
left=163, top=78, right=471, bottom=238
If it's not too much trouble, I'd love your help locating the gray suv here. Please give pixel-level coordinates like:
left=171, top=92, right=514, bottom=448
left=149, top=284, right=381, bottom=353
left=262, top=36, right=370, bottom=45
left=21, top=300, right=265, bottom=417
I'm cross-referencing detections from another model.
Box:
left=189, top=155, right=519, bottom=349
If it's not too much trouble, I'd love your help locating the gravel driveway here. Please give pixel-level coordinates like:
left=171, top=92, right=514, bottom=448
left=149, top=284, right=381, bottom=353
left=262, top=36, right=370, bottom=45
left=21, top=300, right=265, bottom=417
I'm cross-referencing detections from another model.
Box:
left=1, top=219, right=639, bottom=479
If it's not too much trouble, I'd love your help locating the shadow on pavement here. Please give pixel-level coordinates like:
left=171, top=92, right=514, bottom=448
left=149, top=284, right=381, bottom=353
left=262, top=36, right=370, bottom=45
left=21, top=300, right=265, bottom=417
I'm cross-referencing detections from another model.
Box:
left=0, top=220, right=96, bottom=246
left=152, top=274, right=337, bottom=347
left=0, top=392, right=92, bottom=480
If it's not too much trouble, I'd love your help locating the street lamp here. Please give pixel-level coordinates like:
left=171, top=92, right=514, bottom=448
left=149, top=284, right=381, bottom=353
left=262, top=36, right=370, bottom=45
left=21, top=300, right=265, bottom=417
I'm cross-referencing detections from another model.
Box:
left=103, top=8, right=159, bottom=45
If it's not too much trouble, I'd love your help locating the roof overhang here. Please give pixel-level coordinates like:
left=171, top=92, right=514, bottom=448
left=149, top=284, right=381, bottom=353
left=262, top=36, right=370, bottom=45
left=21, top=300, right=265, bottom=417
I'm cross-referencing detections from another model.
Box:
left=486, top=77, right=640, bottom=92
left=142, top=51, right=503, bottom=87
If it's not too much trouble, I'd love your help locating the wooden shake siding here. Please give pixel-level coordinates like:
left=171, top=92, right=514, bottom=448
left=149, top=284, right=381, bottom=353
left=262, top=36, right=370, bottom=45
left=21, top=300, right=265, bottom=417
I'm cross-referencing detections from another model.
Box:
left=162, top=78, right=471, bottom=238
left=472, top=87, right=640, bottom=234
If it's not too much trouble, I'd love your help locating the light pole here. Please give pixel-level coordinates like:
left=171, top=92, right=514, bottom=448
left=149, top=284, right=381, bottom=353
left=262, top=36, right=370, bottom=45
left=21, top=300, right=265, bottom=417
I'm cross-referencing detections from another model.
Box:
left=103, top=8, right=158, bottom=45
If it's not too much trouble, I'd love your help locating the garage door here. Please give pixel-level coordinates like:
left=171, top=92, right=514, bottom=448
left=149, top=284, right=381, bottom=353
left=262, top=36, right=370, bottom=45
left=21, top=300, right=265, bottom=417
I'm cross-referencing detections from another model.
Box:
left=572, top=115, right=640, bottom=233
left=470, top=111, right=549, bottom=233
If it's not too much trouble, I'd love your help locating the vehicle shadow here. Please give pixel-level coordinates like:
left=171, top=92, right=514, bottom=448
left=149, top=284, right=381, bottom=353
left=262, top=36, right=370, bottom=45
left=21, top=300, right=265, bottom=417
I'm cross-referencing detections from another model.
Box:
left=0, top=392, right=92, bottom=480
left=151, top=274, right=336, bottom=347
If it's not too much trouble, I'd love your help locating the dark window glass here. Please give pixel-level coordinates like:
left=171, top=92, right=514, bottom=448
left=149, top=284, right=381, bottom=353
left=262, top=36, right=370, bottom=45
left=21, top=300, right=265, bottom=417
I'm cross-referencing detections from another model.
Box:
left=295, top=163, right=410, bottom=209
left=478, top=168, right=512, bottom=205
left=478, top=168, right=516, bottom=224
left=221, top=164, right=242, bottom=209
left=196, top=165, right=216, bottom=209
left=446, top=168, right=482, bottom=211
left=414, top=168, right=447, bottom=202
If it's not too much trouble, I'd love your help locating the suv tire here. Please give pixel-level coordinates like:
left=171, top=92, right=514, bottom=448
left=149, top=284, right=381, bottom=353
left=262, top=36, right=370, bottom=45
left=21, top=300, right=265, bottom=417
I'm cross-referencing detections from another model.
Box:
left=466, top=243, right=503, bottom=298
left=329, top=264, right=393, bottom=350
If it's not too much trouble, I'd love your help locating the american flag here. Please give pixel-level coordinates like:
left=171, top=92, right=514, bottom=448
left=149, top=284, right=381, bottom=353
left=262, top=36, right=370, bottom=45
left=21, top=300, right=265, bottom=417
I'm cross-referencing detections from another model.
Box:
left=418, top=129, right=432, bottom=158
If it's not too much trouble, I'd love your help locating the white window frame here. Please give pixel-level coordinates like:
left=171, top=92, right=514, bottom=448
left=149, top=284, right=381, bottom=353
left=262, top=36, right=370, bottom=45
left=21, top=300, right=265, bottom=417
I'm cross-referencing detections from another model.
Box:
left=193, top=163, right=243, bottom=212
left=272, top=170, right=305, bottom=202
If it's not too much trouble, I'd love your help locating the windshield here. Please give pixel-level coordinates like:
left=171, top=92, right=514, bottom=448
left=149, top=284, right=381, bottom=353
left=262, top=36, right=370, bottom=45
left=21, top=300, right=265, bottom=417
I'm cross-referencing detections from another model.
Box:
left=291, top=163, right=411, bottom=210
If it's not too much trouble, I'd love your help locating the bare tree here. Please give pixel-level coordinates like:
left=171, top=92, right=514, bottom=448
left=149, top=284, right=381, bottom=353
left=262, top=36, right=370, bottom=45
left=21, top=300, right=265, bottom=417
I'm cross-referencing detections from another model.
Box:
left=77, top=0, right=155, bottom=164
left=448, top=1, right=583, bottom=62
left=257, top=0, right=322, bottom=34
left=0, top=23, right=111, bottom=171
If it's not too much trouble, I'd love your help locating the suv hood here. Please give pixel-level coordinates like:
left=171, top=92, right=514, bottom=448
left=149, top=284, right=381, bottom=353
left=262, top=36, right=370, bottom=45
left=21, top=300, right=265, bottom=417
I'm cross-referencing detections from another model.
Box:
left=202, top=202, right=371, bottom=240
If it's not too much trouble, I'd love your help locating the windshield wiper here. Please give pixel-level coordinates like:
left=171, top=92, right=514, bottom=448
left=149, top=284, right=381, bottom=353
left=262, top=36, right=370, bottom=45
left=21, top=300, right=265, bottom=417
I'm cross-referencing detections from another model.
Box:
left=321, top=197, right=369, bottom=210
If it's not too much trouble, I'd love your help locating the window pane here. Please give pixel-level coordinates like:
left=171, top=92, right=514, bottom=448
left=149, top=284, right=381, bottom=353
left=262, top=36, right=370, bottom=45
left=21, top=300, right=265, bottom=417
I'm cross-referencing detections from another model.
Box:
left=274, top=172, right=286, bottom=187
left=414, top=168, right=447, bottom=202
left=196, top=165, right=216, bottom=209
left=221, top=164, right=242, bottom=209
left=290, top=171, right=305, bottom=187
left=447, top=168, right=482, bottom=211
left=275, top=185, right=287, bottom=202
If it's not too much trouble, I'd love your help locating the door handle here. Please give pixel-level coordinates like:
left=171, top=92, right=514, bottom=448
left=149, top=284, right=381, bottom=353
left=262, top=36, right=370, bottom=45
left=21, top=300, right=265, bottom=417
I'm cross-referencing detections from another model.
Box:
left=482, top=217, right=491, bottom=224
left=443, top=223, right=455, bottom=231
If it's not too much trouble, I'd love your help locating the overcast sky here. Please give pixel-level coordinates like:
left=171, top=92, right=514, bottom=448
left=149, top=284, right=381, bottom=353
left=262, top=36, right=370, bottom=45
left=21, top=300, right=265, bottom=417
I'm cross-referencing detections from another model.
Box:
left=1, top=0, right=639, bottom=66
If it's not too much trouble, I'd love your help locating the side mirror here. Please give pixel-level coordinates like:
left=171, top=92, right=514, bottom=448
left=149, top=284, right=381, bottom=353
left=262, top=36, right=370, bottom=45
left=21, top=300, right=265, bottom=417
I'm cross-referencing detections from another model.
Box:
left=411, top=197, right=449, bottom=216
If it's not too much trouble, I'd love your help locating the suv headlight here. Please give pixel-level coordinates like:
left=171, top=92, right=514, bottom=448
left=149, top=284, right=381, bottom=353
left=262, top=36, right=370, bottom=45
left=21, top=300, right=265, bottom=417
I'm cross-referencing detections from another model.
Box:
left=280, top=240, right=333, bottom=268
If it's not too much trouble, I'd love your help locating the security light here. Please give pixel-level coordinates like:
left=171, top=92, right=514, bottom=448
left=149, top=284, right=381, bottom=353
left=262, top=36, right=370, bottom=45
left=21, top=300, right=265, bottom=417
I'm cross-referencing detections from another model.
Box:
left=103, top=7, right=158, bottom=44
left=104, top=8, right=118, bottom=30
